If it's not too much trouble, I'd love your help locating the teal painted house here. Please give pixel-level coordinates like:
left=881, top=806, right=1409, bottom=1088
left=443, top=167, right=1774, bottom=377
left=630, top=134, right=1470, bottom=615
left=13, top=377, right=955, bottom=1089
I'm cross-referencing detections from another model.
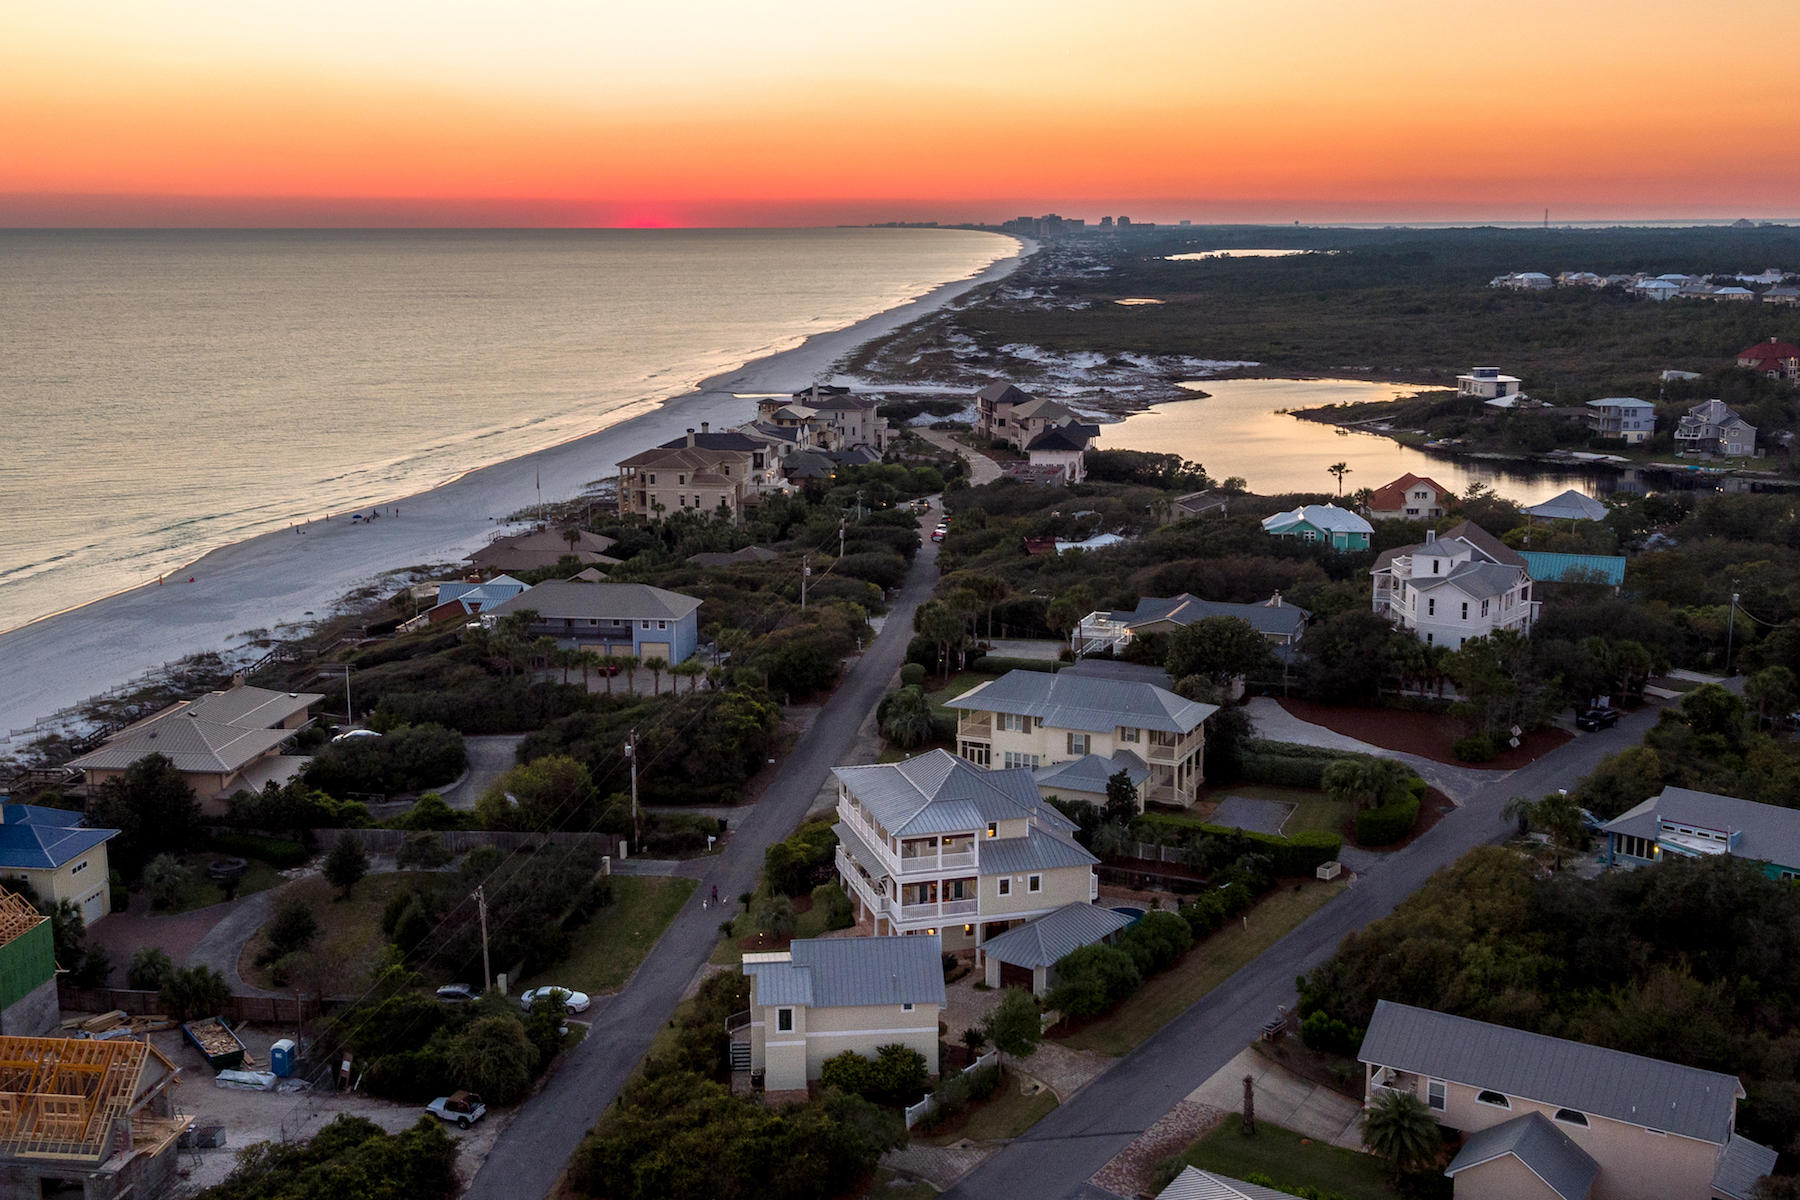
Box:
left=1602, top=786, right=1800, bottom=880
left=1260, top=504, right=1373, bottom=552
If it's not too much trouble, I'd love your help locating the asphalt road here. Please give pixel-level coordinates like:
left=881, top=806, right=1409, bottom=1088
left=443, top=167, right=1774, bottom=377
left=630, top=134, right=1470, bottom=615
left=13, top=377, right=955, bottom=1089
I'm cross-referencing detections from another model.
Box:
left=465, top=511, right=941, bottom=1200
left=944, top=704, right=1664, bottom=1200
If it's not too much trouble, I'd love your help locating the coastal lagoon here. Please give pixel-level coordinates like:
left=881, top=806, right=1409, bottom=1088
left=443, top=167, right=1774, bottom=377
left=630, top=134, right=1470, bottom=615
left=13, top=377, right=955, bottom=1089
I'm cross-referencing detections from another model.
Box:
left=0, top=227, right=1012, bottom=633
left=1103, top=379, right=1602, bottom=504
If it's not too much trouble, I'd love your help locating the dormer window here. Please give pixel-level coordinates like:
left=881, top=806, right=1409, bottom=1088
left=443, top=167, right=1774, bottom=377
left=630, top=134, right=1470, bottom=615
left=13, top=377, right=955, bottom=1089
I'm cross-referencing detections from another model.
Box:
left=1476, top=1090, right=1511, bottom=1109
left=1554, top=1109, right=1588, bottom=1127
left=986, top=823, right=997, bottom=839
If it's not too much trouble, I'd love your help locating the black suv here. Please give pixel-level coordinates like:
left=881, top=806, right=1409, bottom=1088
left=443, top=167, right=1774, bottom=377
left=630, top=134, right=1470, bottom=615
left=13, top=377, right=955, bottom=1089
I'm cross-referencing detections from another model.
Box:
left=1576, top=706, right=1620, bottom=731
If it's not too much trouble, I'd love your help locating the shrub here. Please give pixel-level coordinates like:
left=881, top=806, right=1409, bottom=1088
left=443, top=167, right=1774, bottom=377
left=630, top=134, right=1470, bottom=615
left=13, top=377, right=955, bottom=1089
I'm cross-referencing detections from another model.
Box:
left=812, top=882, right=854, bottom=931
left=1130, top=814, right=1342, bottom=876
left=160, top=965, right=229, bottom=1022
left=900, top=663, right=927, bottom=688
left=446, top=1015, right=539, bottom=1105
left=763, top=821, right=837, bottom=896
left=1117, top=910, right=1193, bottom=974
left=1045, top=943, right=1141, bottom=1018
left=1300, top=1010, right=1363, bottom=1056
left=1354, top=795, right=1421, bottom=847
left=388, top=792, right=473, bottom=831
left=396, top=832, right=452, bottom=869
left=258, top=899, right=320, bottom=965
left=821, top=1050, right=878, bottom=1100
left=144, top=855, right=188, bottom=910
left=209, top=832, right=308, bottom=868
left=127, top=946, right=175, bottom=992
left=324, top=832, right=369, bottom=898
left=1453, top=733, right=1497, bottom=763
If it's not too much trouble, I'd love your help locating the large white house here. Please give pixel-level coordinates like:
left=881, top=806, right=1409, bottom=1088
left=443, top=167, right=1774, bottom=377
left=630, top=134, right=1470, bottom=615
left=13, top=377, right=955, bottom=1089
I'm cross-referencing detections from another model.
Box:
left=1457, top=366, right=1524, bottom=402
left=1585, top=398, right=1657, bottom=444
left=1674, top=400, right=1757, bottom=458
left=944, top=669, right=1216, bottom=807
left=830, top=750, right=1099, bottom=953
left=1372, top=522, right=1537, bottom=649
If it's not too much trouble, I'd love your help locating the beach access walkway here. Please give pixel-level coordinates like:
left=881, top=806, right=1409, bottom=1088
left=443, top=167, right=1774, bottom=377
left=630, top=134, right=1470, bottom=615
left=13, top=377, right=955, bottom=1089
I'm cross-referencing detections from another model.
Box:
left=463, top=504, right=946, bottom=1200
left=918, top=428, right=1004, bottom=486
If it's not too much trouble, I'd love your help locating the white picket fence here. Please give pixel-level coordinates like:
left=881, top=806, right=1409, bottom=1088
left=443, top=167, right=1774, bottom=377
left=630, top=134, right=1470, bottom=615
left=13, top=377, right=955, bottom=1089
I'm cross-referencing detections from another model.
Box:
left=903, top=1050, right=999, bottom=1129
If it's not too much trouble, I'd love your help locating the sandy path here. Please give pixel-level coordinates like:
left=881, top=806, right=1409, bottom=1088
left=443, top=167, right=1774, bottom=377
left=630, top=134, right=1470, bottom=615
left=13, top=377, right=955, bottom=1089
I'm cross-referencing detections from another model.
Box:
left=0, top=238, right=1034, bottom=739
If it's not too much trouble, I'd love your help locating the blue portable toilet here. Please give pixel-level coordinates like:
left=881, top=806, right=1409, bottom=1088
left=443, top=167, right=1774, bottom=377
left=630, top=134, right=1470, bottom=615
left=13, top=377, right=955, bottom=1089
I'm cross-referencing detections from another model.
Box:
left=269, top=1038, right=297, bottom=1078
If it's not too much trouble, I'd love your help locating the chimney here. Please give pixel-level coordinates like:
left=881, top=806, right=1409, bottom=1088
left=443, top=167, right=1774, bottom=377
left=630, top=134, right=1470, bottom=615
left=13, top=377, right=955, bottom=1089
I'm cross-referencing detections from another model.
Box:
left=1425, top=529, right=1437, bottom=544
left=686, top=428, right=696, bottom=448
left=1269, top=590, right=1282, bottom=608
left=701, top=422, right=710, bottom=433
left=231, top=672, right=246, bottom=688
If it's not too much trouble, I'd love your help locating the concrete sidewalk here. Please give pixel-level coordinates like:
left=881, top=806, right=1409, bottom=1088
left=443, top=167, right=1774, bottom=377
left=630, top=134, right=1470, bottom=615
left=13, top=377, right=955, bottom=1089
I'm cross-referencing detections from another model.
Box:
left=1186, top=1046, right=1363, bottom=1149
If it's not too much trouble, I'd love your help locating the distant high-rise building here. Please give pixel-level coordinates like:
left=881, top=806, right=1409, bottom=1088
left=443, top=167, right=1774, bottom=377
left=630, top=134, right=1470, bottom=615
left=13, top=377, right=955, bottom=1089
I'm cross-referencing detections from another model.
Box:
left=1117, top=215, right=1132, bottom=227
left=1099, top=216, right=1114, bottom=229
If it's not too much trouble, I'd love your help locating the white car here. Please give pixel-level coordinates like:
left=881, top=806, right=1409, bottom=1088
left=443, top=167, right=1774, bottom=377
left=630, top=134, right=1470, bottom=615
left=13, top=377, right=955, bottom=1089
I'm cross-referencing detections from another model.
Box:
left=425, top=1091, right=486, bottom=1129
left=519, top=986, right=590, bottom=1014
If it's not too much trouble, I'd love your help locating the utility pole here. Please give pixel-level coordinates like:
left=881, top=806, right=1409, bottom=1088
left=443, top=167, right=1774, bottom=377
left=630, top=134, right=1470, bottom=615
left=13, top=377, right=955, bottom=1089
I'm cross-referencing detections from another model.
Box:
left=342, top=663, right=353, bottom=726
left=1726, top=588, right=1741, bottom=675
left=626, top=727, right=640, bottom=846
left=474, top=885, right=492, bottom=995
left=801, top=555, right=810, bottom=610
left=838, top=518, right=846, bottom=563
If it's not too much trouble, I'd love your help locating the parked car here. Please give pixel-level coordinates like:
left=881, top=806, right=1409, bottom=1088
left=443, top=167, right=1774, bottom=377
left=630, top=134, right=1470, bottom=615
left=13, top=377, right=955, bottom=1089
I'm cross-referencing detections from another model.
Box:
left=331, top=728, right=382, bottom=742
left=426, top=1091, right=486, bottom=1129
left=931, top=524, right=949, bottom=542
left=519, top=986, right=590, bottom=1014
left=435, top=983, right=481, bottom=1004
left=1576, top=707, right=1620, bottom=731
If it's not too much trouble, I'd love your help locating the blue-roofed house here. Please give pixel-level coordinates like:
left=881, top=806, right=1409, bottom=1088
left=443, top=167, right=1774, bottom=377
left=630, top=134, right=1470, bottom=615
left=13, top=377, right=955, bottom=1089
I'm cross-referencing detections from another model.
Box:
left=1518, top=552, right=1627, bottom=590
left=944, top=669, right=1217, bottom=807
left=0, top=804, right=118, bottom=924
left=832, top=749, right=1098, bottom=954
left=413, top=574, right=530, bottom=628
left=1361, top=1000, right=1777, bottom=1200
left=735, top=935, right=945, bottom=1093
left=1260, top=504, right=1372, bottom=551
left=1601, top=786, right=1800, bottom=879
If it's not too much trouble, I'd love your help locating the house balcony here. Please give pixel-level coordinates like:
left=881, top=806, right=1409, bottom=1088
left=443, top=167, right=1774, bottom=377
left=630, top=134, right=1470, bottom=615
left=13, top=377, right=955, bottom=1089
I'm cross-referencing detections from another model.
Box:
left=897, top=849, right=977, bottom=874
left=957, top=713, right=993, bottom=739
left=898, top=897, right=979, bottom=922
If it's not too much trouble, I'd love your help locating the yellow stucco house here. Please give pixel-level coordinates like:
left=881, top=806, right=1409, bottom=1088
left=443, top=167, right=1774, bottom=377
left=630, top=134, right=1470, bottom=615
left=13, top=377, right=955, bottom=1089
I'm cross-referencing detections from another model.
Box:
left=0, top=804, right=118, bottom=925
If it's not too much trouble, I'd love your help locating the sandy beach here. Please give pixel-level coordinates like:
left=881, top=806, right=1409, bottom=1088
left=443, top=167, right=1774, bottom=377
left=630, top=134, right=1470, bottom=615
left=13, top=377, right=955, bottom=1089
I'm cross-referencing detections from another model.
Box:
left=0, top=236, right=1033, bottom=742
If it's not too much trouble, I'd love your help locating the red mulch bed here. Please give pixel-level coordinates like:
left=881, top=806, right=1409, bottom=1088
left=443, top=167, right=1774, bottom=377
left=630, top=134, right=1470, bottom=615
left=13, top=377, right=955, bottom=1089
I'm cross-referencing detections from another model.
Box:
left=1276, top=698, right=1572, bottom=769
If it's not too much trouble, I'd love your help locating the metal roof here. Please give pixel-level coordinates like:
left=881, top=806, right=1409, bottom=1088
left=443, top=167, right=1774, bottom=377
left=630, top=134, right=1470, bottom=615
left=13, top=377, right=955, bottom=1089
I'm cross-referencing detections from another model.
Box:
left=1411, top=560, right=1527, bottom=601
left=69, top=717, right=294, bottom=775
left=1260, top=504, right=1373, bottom=536
left=982, top=903, right=1134, bottom=969
left=485, top=580, right=702, bottom=623
left=1602, top=786, right=1800, bottom=872
left=1519, top=552, right=1627, bottom=587
left=1033, top=751, right=1150, bottom=797
left=1712, top=1133, right=1780, bottom=1200
left=1444, top=1112, right=1599, bottom=1200
left=1586, top=396, right=1656, bottom=410
left=1110, top=593, right=1309, bottom=640
left=0, top=808, right=117, bottom=871
left=1360, top=1001, right=1743, bottom=1144
left=833, top=750, right=1078, bottom=839
left=470, top=528, right=618, bottom=571
left=943, top=670, right=1216, bottom=736
left=979, top=829, right=1098, bottom=875
left=977, top=382, right=1035, bottom=405
left=743, top=935, right=946, bottom=1009
left=1155, top=1167, right=1298, bottom=1200
left=1526, top=489, right=1609, bottom=522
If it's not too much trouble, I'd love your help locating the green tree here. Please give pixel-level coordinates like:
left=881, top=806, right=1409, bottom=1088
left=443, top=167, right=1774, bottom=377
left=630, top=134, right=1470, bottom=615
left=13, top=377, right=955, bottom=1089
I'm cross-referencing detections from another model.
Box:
left=1165, top=616, right=1275, bottom=689
left=324, top=832, right=369, bottom=899
left=670, top=659, right=705, bottom=694
left=143, top=854, right=189, bottom=910
left=1361, top=1089, right=1440, bottom=1175
left=88, top=752, right=201, bottom=876
left=1321, top=757, right=1418, bottom=812
left=644, top=656, right=668, bottom=696
left=982, top=987, right=1042, bottom=1061
left=446, top=1015, right=540, bottom=1106
left=753, top=894, right=795, bottom=939
left=160, top=964, right=229, bottom=1022
left=127, top=946, right=175, bottom=992
left=1502, top=791, right=1587, bottom=869
left=1328, top=461, right=1351, bottom=496
left=476, top=755, right=596, bottom=832
left=1104, top=769, right=1139, bottom=824
left=880, top=686, right=936, bottom=750
left=1571, top=745, right=1665, bottom=819
left=1746, top=666, right=1798, bottom=730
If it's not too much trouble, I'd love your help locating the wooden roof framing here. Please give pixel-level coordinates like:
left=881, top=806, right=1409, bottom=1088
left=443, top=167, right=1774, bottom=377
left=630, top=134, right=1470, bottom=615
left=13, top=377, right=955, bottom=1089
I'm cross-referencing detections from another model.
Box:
left=0, top=890, right=46, bottom=951
left=0, top=1036, right=149, bottom=1162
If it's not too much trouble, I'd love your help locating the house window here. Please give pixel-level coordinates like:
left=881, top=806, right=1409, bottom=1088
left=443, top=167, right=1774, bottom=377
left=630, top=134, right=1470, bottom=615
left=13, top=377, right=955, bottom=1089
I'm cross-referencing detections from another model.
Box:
left=647, top=473, right=656, bottom=485
left=1003, top=752, right=1040, bottom=769
left=1301, top=530, right=1317, bottom=543
left=1427, top=1079, right=1446, bottom=1111
left=1476, top=1090, right=1511, bottom=1109
left=1067, top=733, right=1089, bottom=755
left=678, top=474, right=686, bottom=485
left=1554, top=1109, right=1588, bottom=1127
left=901, top=1002, right=914, bottom=1013
left=986, top=823, right=997, bottom=839
left=777, top=1008, right=793, bottom=1032
left=71, top=860, right=88, bottom=876
left=658, top=620, right=668, bottom=630
left=1427, top=598, right=1436, bottom=617
left=1482, top=599, right=1490, bottom=617
left=1118, top=727, right=1139, bottom=743
left=641, top=620, right=652, bottom=630
left=997, top=878, right=1011, bottom=896
left=1460, top=602, right=1469, bottom=620
left=1028, top=875, right=1041, bottom=893
left=1432, top=559, right=1441, bottom=575
left=678, top=495, right=686, bottom=508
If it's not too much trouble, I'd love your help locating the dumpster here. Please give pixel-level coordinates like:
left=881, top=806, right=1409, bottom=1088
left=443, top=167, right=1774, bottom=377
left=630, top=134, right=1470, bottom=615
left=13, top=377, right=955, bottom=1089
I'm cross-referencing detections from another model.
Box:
left=182, top=1017, right=247, bottom=1073
left=269, top=1038, right=297, bottom=1078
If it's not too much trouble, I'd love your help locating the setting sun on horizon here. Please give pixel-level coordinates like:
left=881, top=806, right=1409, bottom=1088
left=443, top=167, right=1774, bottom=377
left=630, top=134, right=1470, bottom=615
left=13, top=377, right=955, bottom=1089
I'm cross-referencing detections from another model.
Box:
left=5, top=0, right=1798, bottom=226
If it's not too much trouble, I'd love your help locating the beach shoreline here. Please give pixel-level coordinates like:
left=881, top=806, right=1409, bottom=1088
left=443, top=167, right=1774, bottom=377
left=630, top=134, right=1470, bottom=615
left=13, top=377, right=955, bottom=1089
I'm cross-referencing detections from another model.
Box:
left=0, top=235, right=1034, bottom=741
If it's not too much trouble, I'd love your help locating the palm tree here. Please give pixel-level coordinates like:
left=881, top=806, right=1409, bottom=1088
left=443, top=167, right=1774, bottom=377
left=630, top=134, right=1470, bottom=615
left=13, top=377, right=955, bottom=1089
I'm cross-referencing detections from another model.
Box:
left=881, top=686, right=936, bottom=749
left=618, top=654, right=640, bottom=695
left=644, top=656, right=668, bottom=696
left=1328, top=461, right=1351, bottom=496
left=671, top=659, right=704, bottom=693
left=1502, top=790, right=1587, bottom=869
left=1361, top=1089, right=1440, bottom=1176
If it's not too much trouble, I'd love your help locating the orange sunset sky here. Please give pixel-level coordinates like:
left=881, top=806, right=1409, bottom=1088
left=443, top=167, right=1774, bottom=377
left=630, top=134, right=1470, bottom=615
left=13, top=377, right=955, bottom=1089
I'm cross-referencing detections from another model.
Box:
left=5, top=0, right=1798, bottom=227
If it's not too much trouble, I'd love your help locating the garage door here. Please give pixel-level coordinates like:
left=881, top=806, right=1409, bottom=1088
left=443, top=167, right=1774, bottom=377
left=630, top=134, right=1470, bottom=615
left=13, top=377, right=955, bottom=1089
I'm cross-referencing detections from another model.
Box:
left=80, top=888, right=106, bottom=925
left=1000, top=961, right=1033, bottom=991
left=638, top=642, right=671, bottom=663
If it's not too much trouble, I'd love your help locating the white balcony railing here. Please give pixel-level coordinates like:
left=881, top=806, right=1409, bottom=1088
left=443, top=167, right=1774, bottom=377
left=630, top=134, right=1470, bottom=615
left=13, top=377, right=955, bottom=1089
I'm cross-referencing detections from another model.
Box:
left=898, top=897, right=979, bottom=922
left=896, top=849, right=977, bottom=874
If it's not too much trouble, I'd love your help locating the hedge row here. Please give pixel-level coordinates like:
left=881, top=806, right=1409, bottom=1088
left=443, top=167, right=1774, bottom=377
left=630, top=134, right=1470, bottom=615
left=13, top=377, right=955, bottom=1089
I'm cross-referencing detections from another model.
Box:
left=1132, top=813, right=1341, bottom=875
left=208, top=831, right=309, bottom=868
left=964, top=655, right=1060, bottom=675
left=1354, top=794, right=1421, bottom=846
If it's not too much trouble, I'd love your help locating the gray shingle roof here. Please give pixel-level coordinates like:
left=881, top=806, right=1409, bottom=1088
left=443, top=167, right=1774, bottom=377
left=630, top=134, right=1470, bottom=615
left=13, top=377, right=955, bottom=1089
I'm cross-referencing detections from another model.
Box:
left=70, top=714, right=299, bottom=775
left=1445, top=1113, right=1598, bottom=1200
left=1155, top=1166, right=1298, bottom=1200
left=943, top=670, right=1217, bottom=736
left=978, top=382, right=1035, bottom=405
left=1526, top=490, right=1609, bottom=522
left=1712, top=1132, right=1780, bottom=1200
left=743, top=935, right=946, bottom=1009
left=484, top=580, right=701, bottom=622
left=982, top=903, right=1133, bottom=969
left=1361, top=1001, right=1743, bottom=1144
left=1033, top=750, right=1150, bottom=796
left=833, top=750, right=1078, bottom=839
left=1112, top=593, right=1309, bottom=640
left=1601, top=786, right=1800, bottom=871
left=979, top=829, right=1098, bottom=875
left=153, top=685, right=321, bottom=731
left=1261, top=504, right=1373, bottom=536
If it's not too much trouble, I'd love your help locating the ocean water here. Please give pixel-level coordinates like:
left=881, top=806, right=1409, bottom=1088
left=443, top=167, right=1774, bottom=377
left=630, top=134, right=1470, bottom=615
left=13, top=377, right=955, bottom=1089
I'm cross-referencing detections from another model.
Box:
left=0, top=228, right=1011, bottom=633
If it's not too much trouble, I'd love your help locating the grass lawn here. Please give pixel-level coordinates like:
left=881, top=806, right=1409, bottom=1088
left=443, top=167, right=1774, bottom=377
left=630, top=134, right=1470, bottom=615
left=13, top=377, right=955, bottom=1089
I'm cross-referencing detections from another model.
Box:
left=858, top=1168, right=936, bottom=1200
left=925, top=671, right=1001, bottom=715
left=1182, top=1121, right=1400, bottom=1200
left=520, top=875, right=696, bottom=995
left=1056, top=880, right=1349, bottom=1056
left=241, top=872, right=435, bottom=990
left=1178, top=785, right=1354, bottom=837
left=160, top=853, right=287, bottom=914
left=709, top=892, right=840, bottom=966
left=917, top=1073, right=1059, bottom=1146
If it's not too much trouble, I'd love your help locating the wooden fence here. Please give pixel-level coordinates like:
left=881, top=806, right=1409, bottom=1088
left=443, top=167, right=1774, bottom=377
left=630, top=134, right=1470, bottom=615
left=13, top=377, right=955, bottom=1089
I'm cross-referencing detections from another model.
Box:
left=313, top=828, right=627, bottom=859
left=58, top=983, right=354, bottom=1026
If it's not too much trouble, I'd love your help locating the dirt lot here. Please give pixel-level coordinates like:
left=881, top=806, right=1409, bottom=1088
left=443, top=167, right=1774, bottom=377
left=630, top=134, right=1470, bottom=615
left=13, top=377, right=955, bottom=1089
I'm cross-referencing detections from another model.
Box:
left=144, top=1021, right=508, bottom=1196
left=1276, top=697, right=1572, bottom=768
